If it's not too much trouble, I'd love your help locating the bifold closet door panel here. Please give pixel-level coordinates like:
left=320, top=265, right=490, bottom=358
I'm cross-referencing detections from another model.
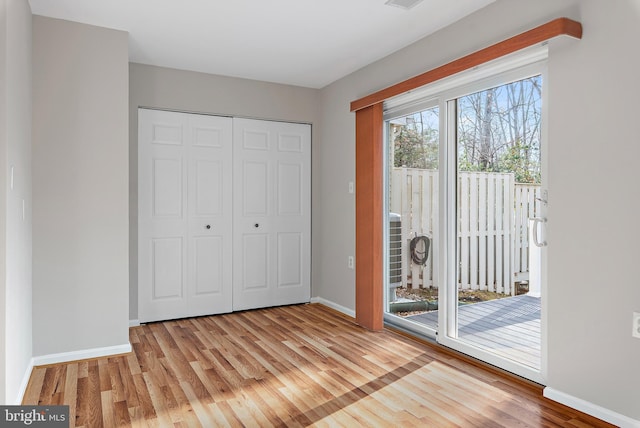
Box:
left=232, top=118, right=311, bottom=311
left=138, top=109, right=233, bottom=322
left=186, top=114, right=234, bottom=317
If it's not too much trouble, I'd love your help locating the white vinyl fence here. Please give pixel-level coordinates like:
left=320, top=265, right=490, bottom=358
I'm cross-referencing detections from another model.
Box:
left=390, top=167, right=541, bottom=295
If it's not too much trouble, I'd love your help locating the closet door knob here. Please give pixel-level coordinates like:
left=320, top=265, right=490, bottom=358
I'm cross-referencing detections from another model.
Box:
left=205, top=225, right=211, bottom=229
left=254, top=223, right=259, bottom=228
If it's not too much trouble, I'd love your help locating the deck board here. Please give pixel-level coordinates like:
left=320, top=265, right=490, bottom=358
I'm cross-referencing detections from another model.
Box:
left=407, top=294, right=541, bottom=369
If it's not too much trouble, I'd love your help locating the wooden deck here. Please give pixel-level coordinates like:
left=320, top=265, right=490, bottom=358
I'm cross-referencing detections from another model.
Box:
left=407, top=294, right=541, bottom=369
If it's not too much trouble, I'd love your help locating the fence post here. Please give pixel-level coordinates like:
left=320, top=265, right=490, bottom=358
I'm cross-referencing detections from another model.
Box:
left=505, top=173, right=514, bottom=295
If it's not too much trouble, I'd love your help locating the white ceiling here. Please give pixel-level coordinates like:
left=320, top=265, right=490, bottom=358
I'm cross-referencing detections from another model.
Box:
left=28, top=0, right=494, bottom=89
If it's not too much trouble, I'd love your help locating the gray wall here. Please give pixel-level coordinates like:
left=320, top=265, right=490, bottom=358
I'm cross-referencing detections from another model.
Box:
left=129, top=63, right=321, bottom=321
left=32, top=16, right=129, bottom=356
left=0, top=0, right=7, bottom=405
left=546, top=0, right=640, bottom=419
left=1, top=0, right=32, bottom=404
left=316, top=0, right=640, bottom=421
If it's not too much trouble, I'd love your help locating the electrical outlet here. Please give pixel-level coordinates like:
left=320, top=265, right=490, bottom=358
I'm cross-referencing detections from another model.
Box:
left=348, top=256, right=354, bottom=269
left=633, top=312, right=640, bottom=339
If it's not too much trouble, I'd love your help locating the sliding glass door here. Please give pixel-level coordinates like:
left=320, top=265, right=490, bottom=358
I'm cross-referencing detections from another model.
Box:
left=384, top=57, right=547, bottom=382
left=445, top=74, right=545, bottom=379
left=385, top=104, right=441, bottom=337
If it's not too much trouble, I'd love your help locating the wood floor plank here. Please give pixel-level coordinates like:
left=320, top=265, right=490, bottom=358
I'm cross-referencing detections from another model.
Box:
left=158, top=358, right=202, bottom=427
left=115, top=357, right=138, bottom=408
left=101, top=390, right=116, bottom=428
left=126, top=405, right=147, bottom=428
left=140, top=371, right=173, bottom=427
left=74, top=375, right=88, bottom=427
left=249, top=378, right=309, bottom=427
left=87, top=361, right=104, bottom=427
left=77, top=361, right=89, bottom=379
left=64, top=363, right=78, bottom=427
left=23, top=303, right=615, bottom=427
left=131, top=373, right=156, bottom=421
left=40, top=365, right=64, bottom=404
left=98, top=358, right=110, bottom=393
left=22, top=367, right=46, bottom=405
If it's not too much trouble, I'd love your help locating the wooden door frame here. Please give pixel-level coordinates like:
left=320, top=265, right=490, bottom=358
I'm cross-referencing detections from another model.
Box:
left=355, top=103, right=384, bottom=330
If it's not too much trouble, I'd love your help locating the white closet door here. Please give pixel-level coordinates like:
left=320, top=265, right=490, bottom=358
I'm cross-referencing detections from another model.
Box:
left=139, top=109, right=233, bottom=322
left=185, top=114, right=234, bottom=317
left=232, top=118, right=311, bottom=311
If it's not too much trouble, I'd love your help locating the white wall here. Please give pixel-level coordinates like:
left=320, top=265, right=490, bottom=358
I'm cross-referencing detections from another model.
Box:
left=128, top=63, right=321, bottom=321
left=1, top=0, right=32, bottom=405
left=32, top=17, right=129, bottom=356
left=316, top=0, right=639, bottom=422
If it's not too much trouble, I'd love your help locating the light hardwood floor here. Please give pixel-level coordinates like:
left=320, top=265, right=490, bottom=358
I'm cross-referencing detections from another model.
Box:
left=23, top=304, right=612, bottom=427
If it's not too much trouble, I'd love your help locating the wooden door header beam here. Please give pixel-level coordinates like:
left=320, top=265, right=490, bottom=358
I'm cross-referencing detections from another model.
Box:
left=350, top=18, right=582, bottom=112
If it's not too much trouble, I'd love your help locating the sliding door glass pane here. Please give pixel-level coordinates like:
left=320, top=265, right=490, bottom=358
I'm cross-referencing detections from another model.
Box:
left=386, top=106, right=440, bottom=329
left=454, top=75, right=543, bottom=369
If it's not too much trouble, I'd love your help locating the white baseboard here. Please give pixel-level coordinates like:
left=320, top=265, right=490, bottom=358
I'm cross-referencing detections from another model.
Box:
left=129, top=319, right=140, bottom=327
left=15, top=357, right=35, bottom=405
left=544, top=387, right=640, bottom=428
left=32, top=343, right=132, bottom=367
left=310, top=297, right=355, bottom=318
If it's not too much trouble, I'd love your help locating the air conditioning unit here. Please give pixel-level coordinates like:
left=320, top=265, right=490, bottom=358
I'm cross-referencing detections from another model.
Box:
left=389, top=213, right=402, bottom=302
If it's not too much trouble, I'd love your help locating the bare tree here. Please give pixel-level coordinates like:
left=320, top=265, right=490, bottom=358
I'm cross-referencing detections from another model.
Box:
left=457, top=76, right=541, bottom=183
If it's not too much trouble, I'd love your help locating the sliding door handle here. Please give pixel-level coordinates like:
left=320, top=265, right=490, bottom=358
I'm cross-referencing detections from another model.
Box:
left=532, top=217, right=547, bottom=247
